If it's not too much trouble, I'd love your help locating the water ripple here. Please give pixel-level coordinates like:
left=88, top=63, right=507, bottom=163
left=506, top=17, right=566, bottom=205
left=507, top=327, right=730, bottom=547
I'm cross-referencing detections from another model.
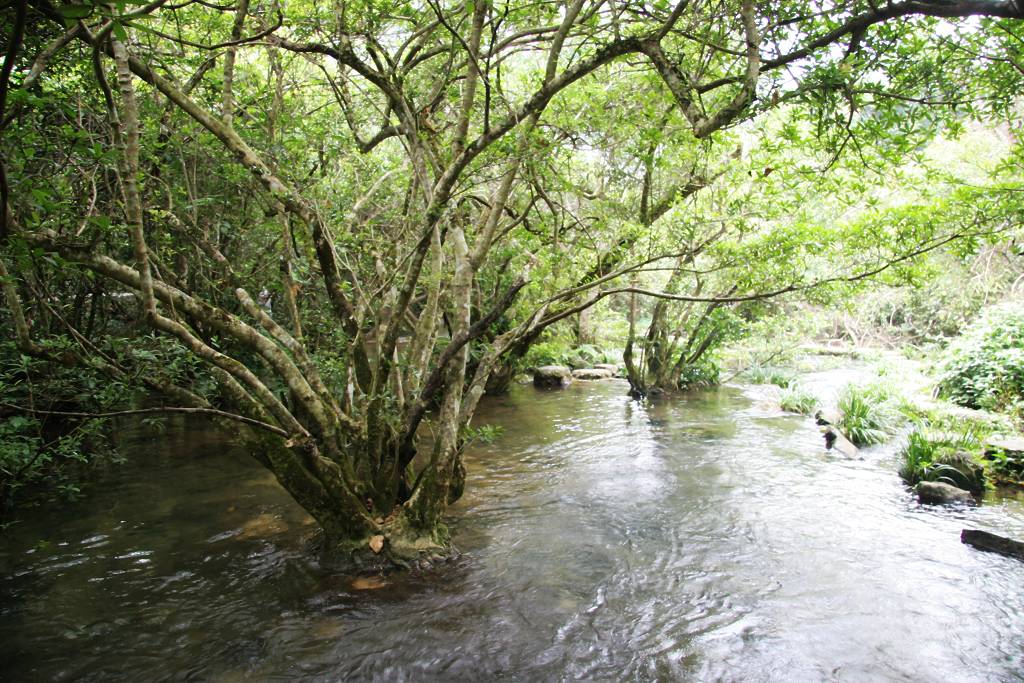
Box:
left=1, top=386, right=1023, bottom=681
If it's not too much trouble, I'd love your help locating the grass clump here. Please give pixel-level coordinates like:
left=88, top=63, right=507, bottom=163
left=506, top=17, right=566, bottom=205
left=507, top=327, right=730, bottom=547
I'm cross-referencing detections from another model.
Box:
left=901, top=405, right=1013, bottom=435
left=779, top=386, right=820, bottom=415
left=898, top=427, right=987, bottom=494
left=835, top=382, right=902, bottom=446
left=744, top=365, right=796, bottom=388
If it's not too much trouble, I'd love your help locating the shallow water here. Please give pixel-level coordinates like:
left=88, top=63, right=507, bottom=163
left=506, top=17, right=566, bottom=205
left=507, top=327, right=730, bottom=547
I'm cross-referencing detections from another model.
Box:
left=2, top=380, right=1023, bottom=682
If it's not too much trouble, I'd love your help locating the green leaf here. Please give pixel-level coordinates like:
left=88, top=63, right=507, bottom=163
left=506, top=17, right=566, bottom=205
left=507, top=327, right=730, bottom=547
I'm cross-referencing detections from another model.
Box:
left=112, top=21, right=128, bottom=43
left=57, top=4, right=94, bottom=19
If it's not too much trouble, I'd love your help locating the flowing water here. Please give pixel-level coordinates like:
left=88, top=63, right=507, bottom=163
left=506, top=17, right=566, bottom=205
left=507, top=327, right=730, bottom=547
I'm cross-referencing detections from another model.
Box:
left=2, top=379, right=1023, bottom=682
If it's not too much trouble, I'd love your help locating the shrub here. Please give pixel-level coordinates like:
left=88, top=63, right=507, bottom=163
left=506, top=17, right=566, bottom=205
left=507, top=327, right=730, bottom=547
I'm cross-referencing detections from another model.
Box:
left=984, top=444, right=1024, bottom=481
left=744, top=365, right=795, bottom=388
left=0, top=342, right=117, bottom=514
left=0, top=333, right=206, bottom=516
left=779, top=386, right=820, bottom=415
left=677, top=360, right=720, bottom=390
left=523, top=340, right=571, bottom=368
left=835, top=383, right=902, bottom=446
left=938, top=302, right=1024, bottom=413
left=523, top=340, right=619, bottom=370
left=898, top=427, right=987, bottom=493
left=563, top=344, right=618, bottom=369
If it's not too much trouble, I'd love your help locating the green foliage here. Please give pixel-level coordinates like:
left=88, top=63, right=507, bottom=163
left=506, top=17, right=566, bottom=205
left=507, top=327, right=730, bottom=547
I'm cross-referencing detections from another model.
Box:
left=522, top=340, right=618, bottom=369
left=677, top=360, right=720, bottom=390
left=721, top=311, right=817, bottom=375
left=743, top=366, right=795, bottom=388
left=938, top=302, right=1024, bottom=416
left=779, top=386, right=820, bottom=415
left=898, top=427, right=987, bottom=494
left=0, top=344, right=115, bottom=514
left=462, top=423, right=504, bottom=446
left=5, top=0, right=1024, bottom=547
left=563, top=344, right=619, bottom=369
left=522, top=340, right=571, bottom=368
left=836, top=383, right=902, bottom=446
left=0, top=330, right=215, bottom=516
left=899, top=403, right=1012, bottom=436
left=984, top=444, right=1024, bottom=482
left=851, top=246, right=1022, bottom=343
left=0, top=414, right=92, bottom=505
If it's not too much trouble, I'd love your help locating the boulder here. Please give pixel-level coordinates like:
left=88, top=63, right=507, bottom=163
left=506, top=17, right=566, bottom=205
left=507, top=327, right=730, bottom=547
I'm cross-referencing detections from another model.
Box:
left=916, top=481, right=975, bottom=505
left=571, top=368, right=615, bottom=380
left=533, top=365, right=573, bottom=388
left=594, top=363, right=620, bottom=373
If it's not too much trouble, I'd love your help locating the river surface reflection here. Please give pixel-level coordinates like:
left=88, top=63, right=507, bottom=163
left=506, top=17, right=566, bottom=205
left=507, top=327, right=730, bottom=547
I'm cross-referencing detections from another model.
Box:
left=2, top=380, right=1023, bottom=681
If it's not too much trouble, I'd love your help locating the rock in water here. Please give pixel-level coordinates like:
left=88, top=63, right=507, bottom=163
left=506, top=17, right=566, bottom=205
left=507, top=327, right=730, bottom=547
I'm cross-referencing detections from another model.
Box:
left=237, top=513, right=289, bottom=539
left=822, top=426, right=858, bottom=458
left=961, top=529, right=1024, bottom=561
left=814, top=410, right=839, bottom=426
left=916, top=481, right=975, bottom=505
left=350, top=576, right=389, bottom=590
left=571, top=368, right=614, bottom=380
left=533, top=365, right=573, bottom=388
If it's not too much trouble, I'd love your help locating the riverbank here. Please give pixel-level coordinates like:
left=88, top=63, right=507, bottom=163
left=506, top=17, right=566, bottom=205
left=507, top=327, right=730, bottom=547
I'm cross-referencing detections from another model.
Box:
left=729, top=345, right=1024, bottom=491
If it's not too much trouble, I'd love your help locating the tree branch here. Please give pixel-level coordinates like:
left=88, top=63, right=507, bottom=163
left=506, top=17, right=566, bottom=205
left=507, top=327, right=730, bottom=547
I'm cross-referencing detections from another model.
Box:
left=1, top=403, right=290, bottom=437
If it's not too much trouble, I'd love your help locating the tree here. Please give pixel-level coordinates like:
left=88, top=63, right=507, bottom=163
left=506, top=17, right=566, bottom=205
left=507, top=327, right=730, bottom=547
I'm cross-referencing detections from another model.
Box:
left=2, top=0, right=1023, bottom=570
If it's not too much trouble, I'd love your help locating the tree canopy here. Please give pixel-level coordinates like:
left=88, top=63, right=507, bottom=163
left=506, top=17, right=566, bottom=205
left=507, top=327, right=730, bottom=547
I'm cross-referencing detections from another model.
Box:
left=1, top=0, right=1023, bottom=567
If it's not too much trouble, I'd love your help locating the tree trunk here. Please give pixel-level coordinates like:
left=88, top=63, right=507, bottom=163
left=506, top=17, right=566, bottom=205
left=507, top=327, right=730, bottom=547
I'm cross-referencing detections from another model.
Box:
left=576, top=292, right=597, bottom=345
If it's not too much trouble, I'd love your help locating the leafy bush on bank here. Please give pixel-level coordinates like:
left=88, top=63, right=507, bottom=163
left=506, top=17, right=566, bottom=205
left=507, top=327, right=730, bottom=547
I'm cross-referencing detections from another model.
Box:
left=677, top=360, right=720, bottom=390
left=0, top=343, right=116, bottom=514
left=523, top=340, right=619, bottom=369
left=938, top=302, right=1024, bottom=420
left=0, top=334, right=213, bottom=517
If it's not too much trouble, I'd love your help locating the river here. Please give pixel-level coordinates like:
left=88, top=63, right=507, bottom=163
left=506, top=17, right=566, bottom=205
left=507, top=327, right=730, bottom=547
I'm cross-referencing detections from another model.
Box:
left=2, top=379, right=1023, bottom=681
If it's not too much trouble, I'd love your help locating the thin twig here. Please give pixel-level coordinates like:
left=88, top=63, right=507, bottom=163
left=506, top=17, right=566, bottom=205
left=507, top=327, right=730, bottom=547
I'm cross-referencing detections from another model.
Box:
left=1, top=403, right=288, bottom=437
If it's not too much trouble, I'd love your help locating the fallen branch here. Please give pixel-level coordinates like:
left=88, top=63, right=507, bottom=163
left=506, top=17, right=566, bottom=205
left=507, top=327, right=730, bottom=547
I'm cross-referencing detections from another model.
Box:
left=961, top=528, right=1024, bottom=561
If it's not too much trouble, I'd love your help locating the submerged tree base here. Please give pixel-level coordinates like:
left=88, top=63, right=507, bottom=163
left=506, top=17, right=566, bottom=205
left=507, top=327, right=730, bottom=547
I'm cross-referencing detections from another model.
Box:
left=309, top=523, right=457, bottom=575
